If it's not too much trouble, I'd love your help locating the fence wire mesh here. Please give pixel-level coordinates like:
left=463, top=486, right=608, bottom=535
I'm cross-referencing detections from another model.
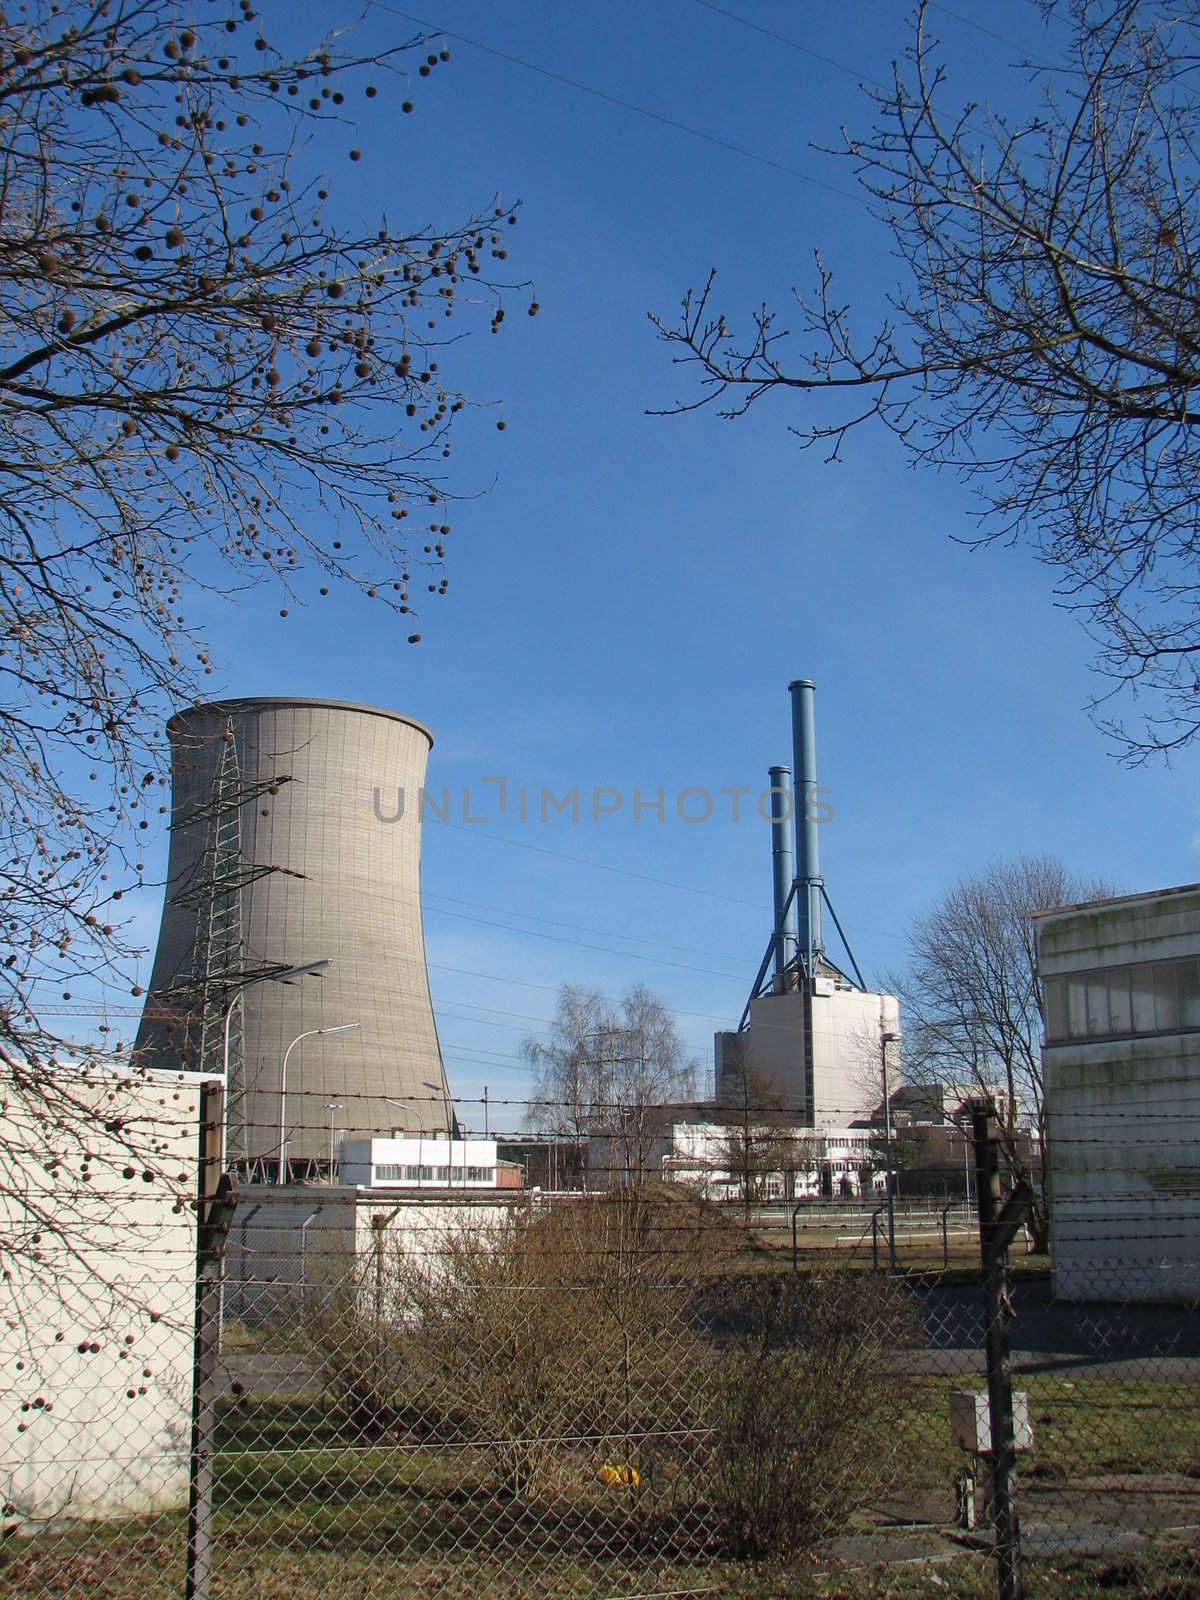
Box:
left=1, top=1082, right=1197, bottom=1600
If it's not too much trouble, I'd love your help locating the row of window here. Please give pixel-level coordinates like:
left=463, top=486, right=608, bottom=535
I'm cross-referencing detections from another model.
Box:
left=372, top=1163, right=496, bottom=1184
left=1043, top=956, right=1200, bottom=1043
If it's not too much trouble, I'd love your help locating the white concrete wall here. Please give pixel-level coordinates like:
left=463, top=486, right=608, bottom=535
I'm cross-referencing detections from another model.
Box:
left=740, top=984, right=899, bottom=1125
left=810, top=986, right=899, bottom=1126
left=1038, top=888, right=1200, bottom=1303
left=224, top=1187, right=528, bottom=1321
left=745, top=991, right=807, bottom=1115
left=0, top=1065, right=205, bottom=1525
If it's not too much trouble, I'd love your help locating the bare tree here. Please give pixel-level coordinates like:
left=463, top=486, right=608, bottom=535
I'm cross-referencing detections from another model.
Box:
left=894, top=854, right=1111, bottom=1250
left=713, top=1054, right=794, bottom=1215
left=522, top=982, right=697, bottom=1185
left=654, top=0, right=1200, bottom=757
left=0, top=1, right=529, bottom=1286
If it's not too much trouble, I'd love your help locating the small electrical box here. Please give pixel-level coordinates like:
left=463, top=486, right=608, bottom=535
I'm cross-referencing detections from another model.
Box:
left=949, top=1390, right=1033, bottom=1454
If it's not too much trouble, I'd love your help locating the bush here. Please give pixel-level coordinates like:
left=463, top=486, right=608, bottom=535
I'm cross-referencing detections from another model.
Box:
left=299, top=1197, right=916, bottom=1564
left=702, top=1271, right=916, bottom=1557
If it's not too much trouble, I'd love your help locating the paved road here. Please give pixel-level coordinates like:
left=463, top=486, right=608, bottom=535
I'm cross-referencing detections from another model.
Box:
left=912, top=1275, right=1200, bottom=1376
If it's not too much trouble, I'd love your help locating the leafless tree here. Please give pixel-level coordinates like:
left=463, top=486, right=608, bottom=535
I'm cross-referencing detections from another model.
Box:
left=0, top=1, right=528, bottom=1290
left=653, top=0, right=1200, bottom=757
left=522, top=982, right=697, bottom=1186
left=713, top=1054, right=794, bottom=1215
left=893, top=854, right=1111, bottom=1250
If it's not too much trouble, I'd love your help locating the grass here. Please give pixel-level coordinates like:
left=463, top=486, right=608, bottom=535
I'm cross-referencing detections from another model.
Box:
left=883, top=1372, right=1200, bottom=1490
left=3, top=1324, right=1197, bottom=1599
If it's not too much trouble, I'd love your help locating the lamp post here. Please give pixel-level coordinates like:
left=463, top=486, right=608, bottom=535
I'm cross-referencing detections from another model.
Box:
left=325, top=1102, right=345, bottom=1175
left=880, top=1030, right=900, bottom=1274
left=277, top=1022, right=359, bottom=1183
left=219, top=959, right=330, bottom=1166
left=421, top=1076, right=455, bottom=1187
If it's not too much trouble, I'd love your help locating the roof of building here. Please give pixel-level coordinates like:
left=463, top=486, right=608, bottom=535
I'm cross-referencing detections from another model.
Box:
left=167, top=696, right=434, bottom=746
left=1032, top=881, right=1200, bottom=922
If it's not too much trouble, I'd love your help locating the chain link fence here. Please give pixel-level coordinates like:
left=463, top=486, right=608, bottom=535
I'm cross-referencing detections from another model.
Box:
left=1, top=1087, right=1197, bottom=1600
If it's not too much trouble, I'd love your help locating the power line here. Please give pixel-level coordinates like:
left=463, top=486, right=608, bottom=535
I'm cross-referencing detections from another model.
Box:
left=423, top=889, right=746, bottom=966
left=434, top=815, right=757, bottom=912
left=686, top=0, right=885, bottom=88
left=423, top=902, right=745, bottom=982
left=924, top=1, right=1057, bottom=66
left=429, top=818, right=906, bottom=945
left=692, top=0, right=1053, bottom=80
left=366, top=0, right=864, bottom=203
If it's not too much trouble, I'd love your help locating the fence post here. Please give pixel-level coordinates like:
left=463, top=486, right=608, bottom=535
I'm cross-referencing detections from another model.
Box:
left=972, top=1104, right=1032, bottom=1600
left=185, top=1078, right=234, bottom=1600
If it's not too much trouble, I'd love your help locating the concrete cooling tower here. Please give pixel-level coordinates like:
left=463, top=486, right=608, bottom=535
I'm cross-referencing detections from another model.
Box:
left=135, top=697, right=452, bottom=1174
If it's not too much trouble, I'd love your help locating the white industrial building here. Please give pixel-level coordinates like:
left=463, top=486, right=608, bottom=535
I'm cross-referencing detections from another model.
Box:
left=0, top=1063, right=208, bottom=1526
left=338, top=1136, right=521, bottom=1190
left=224, top=1184, right=529, bottom=1323
left=716, top=979, right=900, bottom=1127
left=1036, top=882, right=1200, bottom=1303
left=590, top=1116, right=881, bottom=1200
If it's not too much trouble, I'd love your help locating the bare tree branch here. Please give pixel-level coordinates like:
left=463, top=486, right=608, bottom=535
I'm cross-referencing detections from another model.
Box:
left=653, top=0, right=1200, bottom=758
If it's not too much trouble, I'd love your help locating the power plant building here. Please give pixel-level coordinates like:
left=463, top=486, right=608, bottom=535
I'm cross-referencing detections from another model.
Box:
left=135, top=696, right=452, bottom=1173
left=715, top=680, right=900, bottom=1127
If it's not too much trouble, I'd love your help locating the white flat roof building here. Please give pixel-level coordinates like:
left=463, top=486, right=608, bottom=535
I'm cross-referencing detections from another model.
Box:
left=338, top=1135, right=504, bottom=1190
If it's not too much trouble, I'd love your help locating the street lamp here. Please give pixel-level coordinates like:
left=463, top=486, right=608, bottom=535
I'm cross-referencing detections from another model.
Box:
left=277, top=1023, right=360, bottom=1183
left=419, top=1076, right=456, bottom=1187
left=325, top=1102, right=345, bottom=1175
left=220, top=959, right=331, bottom=1164
left=880, top=1030, right=900, bottom=1274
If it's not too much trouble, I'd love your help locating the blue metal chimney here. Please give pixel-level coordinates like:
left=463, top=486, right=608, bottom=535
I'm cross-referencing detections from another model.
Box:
left=767, top=764, right=798, bottom=983
left=788, top=678, right=824, bottom=974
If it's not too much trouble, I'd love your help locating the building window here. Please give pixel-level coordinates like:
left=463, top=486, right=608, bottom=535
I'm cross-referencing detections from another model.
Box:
left=374, top=1164, right=403, bottom=1181
left=1044, top=956, right=1200, bottom=1043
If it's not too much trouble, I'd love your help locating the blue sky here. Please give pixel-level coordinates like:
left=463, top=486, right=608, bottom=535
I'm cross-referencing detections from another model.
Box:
left=83, top=0, right=1200, bottom=1130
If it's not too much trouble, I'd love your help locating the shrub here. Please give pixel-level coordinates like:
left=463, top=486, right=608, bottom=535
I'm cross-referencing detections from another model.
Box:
left=702, top=1271, right=916, bottom=1557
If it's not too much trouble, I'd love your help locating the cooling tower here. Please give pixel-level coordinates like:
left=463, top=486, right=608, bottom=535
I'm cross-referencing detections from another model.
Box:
left=135, top=696, right=452, bottom=1171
